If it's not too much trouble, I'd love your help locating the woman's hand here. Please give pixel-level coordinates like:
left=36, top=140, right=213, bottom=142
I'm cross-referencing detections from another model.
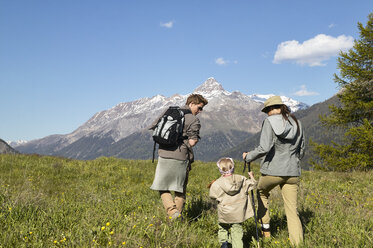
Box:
left=242, top=152, right=248, bottom=160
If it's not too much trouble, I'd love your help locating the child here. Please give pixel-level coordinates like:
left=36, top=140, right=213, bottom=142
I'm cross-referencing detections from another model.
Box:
left=209, top=157, right=257, bottom=248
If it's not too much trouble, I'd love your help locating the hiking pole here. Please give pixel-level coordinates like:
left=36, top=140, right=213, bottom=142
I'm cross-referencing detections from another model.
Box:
left=246, top=161, right=260, bottom=247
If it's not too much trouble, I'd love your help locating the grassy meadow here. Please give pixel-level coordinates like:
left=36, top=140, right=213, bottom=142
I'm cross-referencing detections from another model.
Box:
left=0, top=154, right=372, bottom=247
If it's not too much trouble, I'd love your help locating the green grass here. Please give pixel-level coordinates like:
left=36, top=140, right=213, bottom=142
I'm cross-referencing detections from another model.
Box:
left=0, top=154, right=372, bottom=247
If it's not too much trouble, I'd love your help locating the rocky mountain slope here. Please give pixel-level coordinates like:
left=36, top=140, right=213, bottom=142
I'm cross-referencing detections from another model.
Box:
left=0, top=139, right=19, bottom=154
left=15, top=78, right=308, bottom=161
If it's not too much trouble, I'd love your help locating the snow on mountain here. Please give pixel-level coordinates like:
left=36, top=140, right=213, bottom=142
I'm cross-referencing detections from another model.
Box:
left=39, top=78, right=307, bottom=143
left=69, top=93, right=189, bottom=143
left=249, top=94, right=275, bottom=103
left=16, top=77, right=309, bottom=157
left=8, top=140, right=28, bottom=147
left=249, top=94, right=309, bottom=112
left=0, top=139, right=19, bottom=154
left=193, top=77, right=231, bottom=98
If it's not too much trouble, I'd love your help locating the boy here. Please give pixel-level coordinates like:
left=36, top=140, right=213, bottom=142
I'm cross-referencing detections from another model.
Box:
left=209, top=157, right=257, bottom=248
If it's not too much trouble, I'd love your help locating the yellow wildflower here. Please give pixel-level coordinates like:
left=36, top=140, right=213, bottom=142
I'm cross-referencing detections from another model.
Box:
left=122, top=241, right=126, bottom=245
left=54, top=240, right=57, bottom=244
left=149, top=224, right=153, bottom=227
left=101, top=226, right=106, bottom=231
left=106, top=222, right=110, bottom=226
left=110, top=231, right=114, bottom=235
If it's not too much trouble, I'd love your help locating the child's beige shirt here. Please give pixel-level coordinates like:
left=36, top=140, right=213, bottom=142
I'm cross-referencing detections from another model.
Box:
left=209, top=174, right=257, bottom=224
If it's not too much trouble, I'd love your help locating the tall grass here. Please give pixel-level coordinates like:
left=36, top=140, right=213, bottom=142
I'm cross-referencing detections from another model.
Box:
left=0, top=154, right=372, bottom=247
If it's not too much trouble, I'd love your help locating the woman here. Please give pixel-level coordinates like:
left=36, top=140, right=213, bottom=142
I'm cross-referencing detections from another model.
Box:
left=150, top=94, right=208, bottom=219
left=242, top=95, right=305, bottom=246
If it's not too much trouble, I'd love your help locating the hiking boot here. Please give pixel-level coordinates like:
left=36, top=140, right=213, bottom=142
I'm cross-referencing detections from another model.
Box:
left=170, top=211, right=181, bottom=220
left=221, top=241, right=229, bottom=248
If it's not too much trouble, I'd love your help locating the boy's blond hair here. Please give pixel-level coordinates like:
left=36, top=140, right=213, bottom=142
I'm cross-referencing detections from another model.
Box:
left=217, top=157, right=235, bottom=175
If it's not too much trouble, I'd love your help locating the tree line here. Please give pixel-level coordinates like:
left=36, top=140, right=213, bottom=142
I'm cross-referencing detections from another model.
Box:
left=310, top=13, right=373, bottom=171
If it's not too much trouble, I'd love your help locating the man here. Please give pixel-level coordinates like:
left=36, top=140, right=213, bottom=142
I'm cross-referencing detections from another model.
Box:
left=150, top=94, right=208, bottom=219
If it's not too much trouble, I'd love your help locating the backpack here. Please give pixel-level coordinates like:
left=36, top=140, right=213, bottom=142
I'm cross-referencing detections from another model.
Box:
left=151, top=106, right=191, bottom=162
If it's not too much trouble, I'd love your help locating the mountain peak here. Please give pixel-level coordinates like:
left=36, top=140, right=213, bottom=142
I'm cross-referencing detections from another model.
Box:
left=194, top=77, right=224, bottom=92
left=193, top=77, right=225, bottom=94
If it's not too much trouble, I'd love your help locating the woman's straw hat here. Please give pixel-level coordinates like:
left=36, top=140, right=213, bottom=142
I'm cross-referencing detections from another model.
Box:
left=261, top=96, right=284, bottom=112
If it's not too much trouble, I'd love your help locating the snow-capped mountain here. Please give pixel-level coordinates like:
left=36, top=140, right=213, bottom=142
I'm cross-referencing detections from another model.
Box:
left=16, top=77, right=309, bottom=160
left=7, top=140, right=28, bottom=147
left=193, top=77, right=231, bottom=98
left=0, top=139, right=19, bottom=154
left=249, top=94, right=309, bottom=112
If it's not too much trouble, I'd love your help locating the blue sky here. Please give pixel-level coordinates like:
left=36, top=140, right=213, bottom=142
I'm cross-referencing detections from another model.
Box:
left=1, top=0, right=372, bottom=141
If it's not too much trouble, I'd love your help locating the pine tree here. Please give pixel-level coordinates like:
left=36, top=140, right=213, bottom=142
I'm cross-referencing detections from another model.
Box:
left=310, top=13, right=373, bottom=171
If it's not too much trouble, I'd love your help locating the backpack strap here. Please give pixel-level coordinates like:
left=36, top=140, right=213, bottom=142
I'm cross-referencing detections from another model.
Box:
left=180, top=108, right=192, bottom=141
left=181, top=109, right=192, bottom=115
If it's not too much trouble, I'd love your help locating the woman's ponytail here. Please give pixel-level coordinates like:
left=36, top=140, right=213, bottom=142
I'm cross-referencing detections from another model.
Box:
left=280, top=105, right=299, bottom=134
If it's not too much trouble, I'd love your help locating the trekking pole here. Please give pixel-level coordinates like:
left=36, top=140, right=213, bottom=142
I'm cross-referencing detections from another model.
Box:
left=246, top=161, right=260, bottom=247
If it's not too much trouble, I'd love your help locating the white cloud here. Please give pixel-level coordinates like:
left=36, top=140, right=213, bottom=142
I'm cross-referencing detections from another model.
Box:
left=293, top=85, right=319, bottom=96
left=273, top=34, right=354, bottom=66
left=215, top=57, right=237, bottom=65
left=215, top=57, right=228, bottom=65
left=328, top=23, right=336, bottom=29
left=160, top=21, right=174, bottom=28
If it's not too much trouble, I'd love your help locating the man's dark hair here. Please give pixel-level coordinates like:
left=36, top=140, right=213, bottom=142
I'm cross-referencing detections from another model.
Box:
left=186, top=94, right=208, bottom=106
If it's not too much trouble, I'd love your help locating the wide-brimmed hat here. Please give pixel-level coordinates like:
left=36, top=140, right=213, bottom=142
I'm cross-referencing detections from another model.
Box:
left=261, top=96, right=284, bottom=112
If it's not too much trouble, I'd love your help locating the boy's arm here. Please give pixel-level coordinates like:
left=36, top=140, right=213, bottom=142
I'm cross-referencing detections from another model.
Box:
left=247, top=178, right=257, bottom=192
left=244, top=173, right=257, bottom=193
